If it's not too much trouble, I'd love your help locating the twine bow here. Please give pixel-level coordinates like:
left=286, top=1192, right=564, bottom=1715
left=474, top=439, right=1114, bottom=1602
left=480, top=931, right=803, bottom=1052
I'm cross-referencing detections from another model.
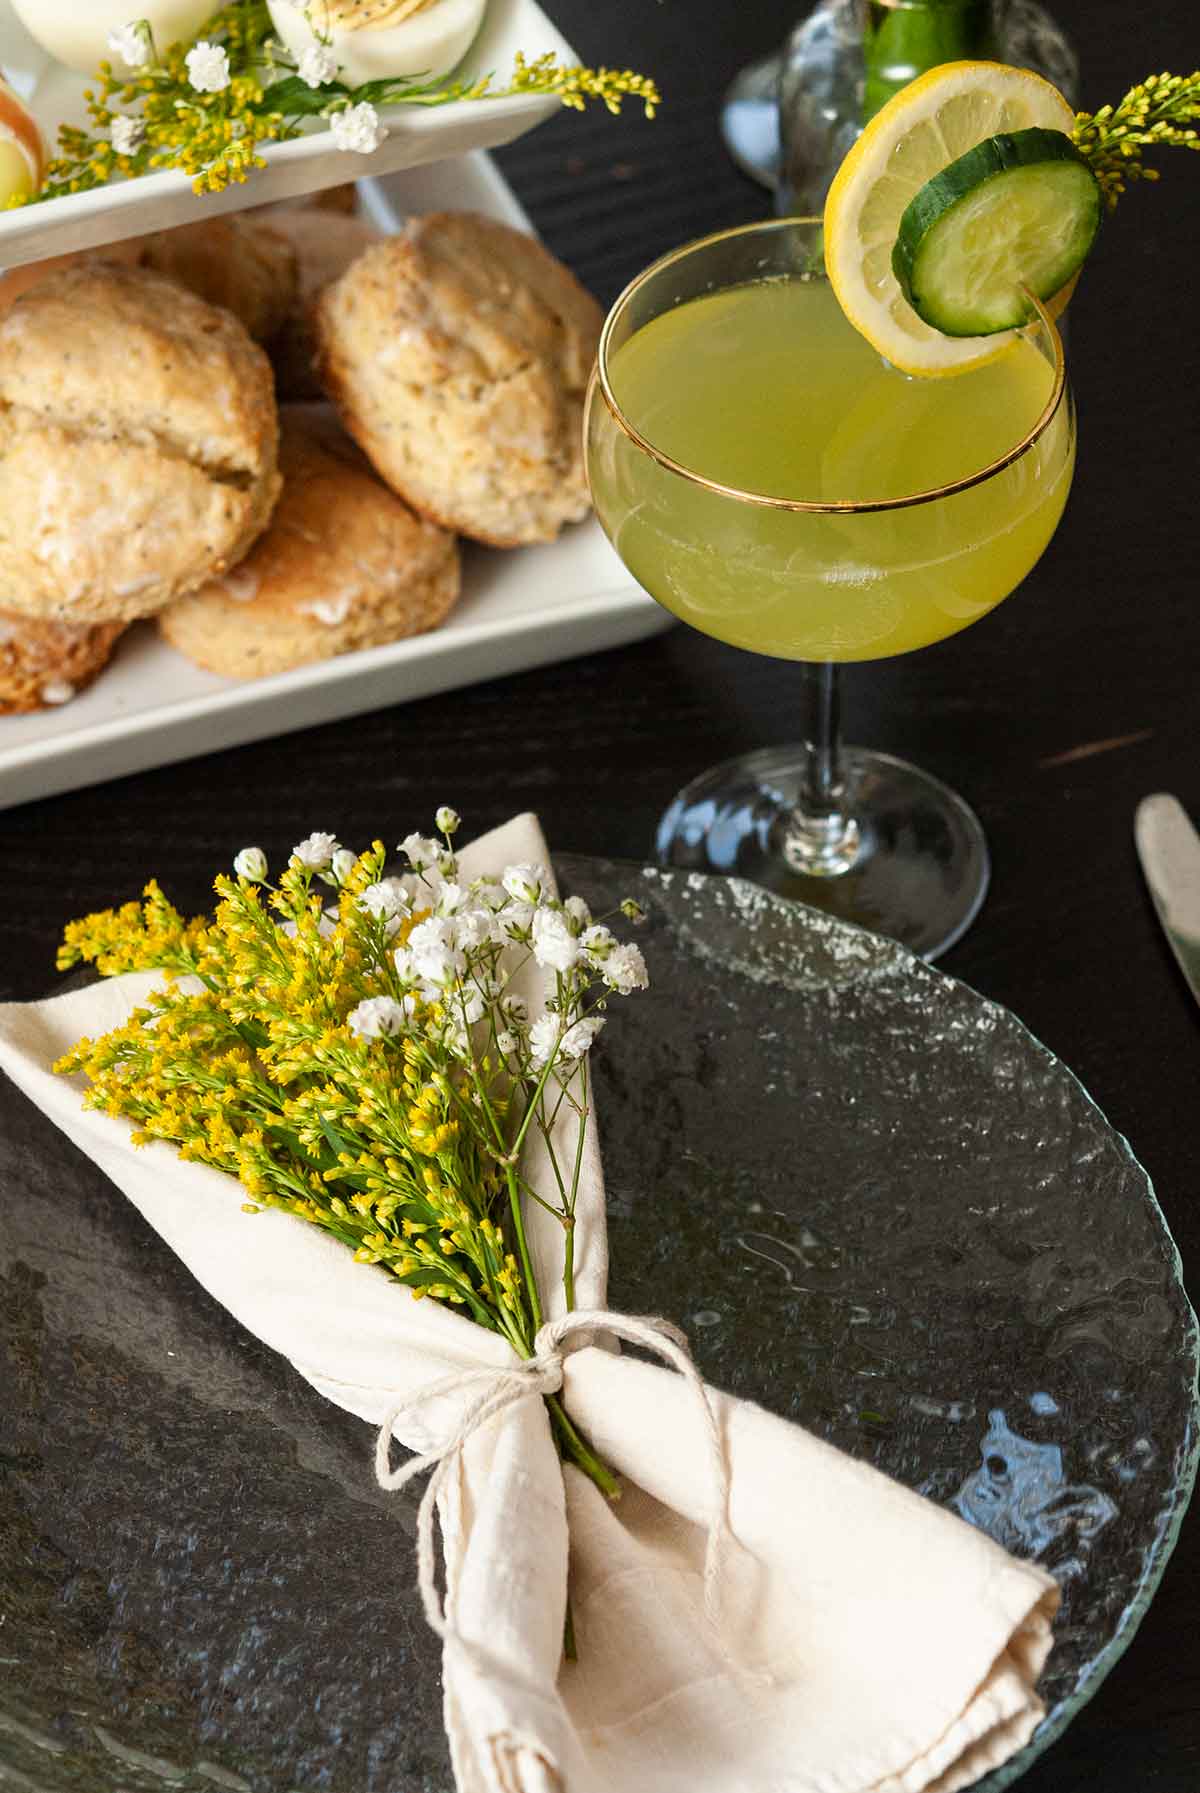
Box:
left=375, top=1309, right=734, bottom=1640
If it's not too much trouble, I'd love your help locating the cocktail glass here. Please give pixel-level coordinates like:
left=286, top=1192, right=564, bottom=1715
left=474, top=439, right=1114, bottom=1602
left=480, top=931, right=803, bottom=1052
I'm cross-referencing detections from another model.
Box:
left=584, top=216, right=1073, bottom=958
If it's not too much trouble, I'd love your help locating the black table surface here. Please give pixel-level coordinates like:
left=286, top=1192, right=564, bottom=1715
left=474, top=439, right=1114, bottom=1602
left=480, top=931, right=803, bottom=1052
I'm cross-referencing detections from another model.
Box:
left=1, top=1, right=1197, bottom=1787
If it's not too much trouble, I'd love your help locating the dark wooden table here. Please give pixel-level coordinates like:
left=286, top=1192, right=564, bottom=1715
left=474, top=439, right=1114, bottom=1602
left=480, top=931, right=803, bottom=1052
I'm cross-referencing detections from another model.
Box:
left=1, top=0, right=1197, bottom=1787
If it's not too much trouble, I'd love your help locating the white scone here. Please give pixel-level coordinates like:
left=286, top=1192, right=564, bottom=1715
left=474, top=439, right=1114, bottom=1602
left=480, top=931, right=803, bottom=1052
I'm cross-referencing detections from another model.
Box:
left=314, top=210, right=604, bottom=546
left=0, top=262, right=281, bottom=625
left=157, top=404, right=459, bottom=679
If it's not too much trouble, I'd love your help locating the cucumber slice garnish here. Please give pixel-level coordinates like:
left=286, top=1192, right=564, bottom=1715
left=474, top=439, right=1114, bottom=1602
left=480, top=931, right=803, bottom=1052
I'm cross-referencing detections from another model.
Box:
left=892, top=126, right=1101, bottom=336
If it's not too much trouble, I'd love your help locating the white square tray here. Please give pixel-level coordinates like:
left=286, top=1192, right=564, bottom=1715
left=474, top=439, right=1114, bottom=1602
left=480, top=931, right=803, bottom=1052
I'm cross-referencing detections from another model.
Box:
left=0, top=151, right=670, bottom=812
left=0, top=0, right=573, bottom=268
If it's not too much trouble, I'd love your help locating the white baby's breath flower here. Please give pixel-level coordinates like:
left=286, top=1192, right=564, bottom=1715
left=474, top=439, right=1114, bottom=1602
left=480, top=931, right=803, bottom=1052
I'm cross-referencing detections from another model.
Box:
left=528, top=1011, right=605, bottom=1068
left=408, top=914, right=450, bottom=949
left=502, top=863, right=545, bottom=905
left=347, top=996, right=408, bottom=1040
left=408, top=916, right=466, bottom=985
left=110, top=115, right=145, bottom=155
left=601, top=941, right=649, bottom=993
left=495, top=901, right=534, bottom=944
left=496, top=1029, right=518, bottom=1057
left=298, top=42, right=338, bottom=87
left=360, top=877, right=411, bottom=920
left=292, top=831, right=340, bottom=869
left=528, top=1013, right=561, bottom=1068
left=399, top=832, right=439, bottom=872
left=435, top=881, right=465, bottom=917
left=561, top=1015, right=604, bottom=1059
left=471, top=873, right=506, bottom=911
left=330, top=101, right=386, bottom=155
left=233, top=846, right=268, bottom=883
left=532, top=907, right=581, bottom=974
left=186, top=41, right=231, bottom=93
left=330, top=848, right=358, bottom=885
left=458, top=986, right=487, bottom=1027
left=581, top=923, right=616, bottom=961
left=564, top=894, right=591, bottom=930
left=440, top=1020, right=471, bottom=1061
left=435, top=805, right=461, bottom=836
left=450, top=908, right=488, bottom=952
left=107, top=22, right=151, bottom=68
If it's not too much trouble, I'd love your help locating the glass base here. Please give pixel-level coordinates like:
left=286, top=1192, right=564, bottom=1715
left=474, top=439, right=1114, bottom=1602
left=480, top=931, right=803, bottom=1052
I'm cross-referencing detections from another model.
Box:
left=654, top=744, right=990, bottom=960
left=719, top=51, right=782, bottom=189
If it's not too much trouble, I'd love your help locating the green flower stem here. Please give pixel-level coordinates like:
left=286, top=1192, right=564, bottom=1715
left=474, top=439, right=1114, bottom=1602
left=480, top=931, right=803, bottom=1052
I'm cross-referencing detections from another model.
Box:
left=547, top=1394, right=621, bottom=1501
left=562, top=1214, right=576, bottom=1314
left=504, top=1163, right=544, bottom=1337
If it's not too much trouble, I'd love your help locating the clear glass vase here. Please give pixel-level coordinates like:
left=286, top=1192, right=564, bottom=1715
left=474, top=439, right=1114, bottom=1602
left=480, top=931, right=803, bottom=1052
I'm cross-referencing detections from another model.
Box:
left=720, top=0, right=1078, bottom=208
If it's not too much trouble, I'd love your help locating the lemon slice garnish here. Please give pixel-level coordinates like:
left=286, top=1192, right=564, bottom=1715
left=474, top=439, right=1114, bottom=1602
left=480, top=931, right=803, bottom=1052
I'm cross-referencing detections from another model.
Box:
left=823, top=60, right=1077, bottom=376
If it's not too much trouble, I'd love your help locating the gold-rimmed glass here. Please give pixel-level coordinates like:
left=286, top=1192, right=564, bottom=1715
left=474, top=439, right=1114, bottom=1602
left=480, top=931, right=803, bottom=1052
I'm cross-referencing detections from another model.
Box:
left=584, top=216, right=1074, bottom=957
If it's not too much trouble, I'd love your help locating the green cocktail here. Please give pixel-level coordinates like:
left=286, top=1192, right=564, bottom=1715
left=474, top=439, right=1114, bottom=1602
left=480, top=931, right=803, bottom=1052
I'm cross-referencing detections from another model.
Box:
left=584, top=217, right=1074, bottom=957
left=590, top=272, right=1072, bottom=662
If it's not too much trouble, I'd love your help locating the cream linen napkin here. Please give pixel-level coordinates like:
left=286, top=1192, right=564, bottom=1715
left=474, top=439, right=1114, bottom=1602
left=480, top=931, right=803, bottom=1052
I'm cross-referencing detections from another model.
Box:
left=0, top=814, right=1060, bottom=1793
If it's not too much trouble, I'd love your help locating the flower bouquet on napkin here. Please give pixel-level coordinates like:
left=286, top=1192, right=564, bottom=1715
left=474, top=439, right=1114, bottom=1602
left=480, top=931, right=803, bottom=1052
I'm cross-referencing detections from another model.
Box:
left=0, top=813, right=1060, bottom=1793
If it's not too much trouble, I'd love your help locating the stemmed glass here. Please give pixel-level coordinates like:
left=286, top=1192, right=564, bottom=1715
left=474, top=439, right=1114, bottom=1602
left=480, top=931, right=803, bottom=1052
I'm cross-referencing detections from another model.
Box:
left=584, top=217, right=1074, bottom=959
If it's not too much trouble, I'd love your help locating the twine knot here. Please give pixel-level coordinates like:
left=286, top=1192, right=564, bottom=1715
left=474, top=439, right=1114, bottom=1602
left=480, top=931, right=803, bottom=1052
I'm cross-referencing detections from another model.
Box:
left=375, top=1309, right=732, bottom=1640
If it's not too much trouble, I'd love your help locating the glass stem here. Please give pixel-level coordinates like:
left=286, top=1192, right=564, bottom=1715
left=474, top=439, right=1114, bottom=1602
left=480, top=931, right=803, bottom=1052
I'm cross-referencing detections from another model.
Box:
left=779, top=662, right=861, bottom=877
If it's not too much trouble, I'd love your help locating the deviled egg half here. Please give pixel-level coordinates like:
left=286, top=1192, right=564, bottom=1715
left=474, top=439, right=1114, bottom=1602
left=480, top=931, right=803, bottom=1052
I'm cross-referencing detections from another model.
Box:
left=7, top=0, right=220, bottom=76
left=267, top=0, right=488, bottom=89
left=0, top=71, right=44, bottom=202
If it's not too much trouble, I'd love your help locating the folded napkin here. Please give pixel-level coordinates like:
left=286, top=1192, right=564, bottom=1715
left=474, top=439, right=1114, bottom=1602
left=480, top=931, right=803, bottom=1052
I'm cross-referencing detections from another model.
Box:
left=0, top=815, right=1059, bottom=1793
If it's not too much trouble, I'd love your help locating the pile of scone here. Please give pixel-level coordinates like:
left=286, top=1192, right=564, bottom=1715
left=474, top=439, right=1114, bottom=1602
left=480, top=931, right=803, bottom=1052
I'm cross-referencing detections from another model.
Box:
left=0, top=194, right=604, bottom=713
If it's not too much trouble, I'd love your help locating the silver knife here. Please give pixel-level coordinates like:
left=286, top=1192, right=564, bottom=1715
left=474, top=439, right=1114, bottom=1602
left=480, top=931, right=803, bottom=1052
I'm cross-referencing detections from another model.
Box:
left=1134, top=793, right=1200, bottom=1008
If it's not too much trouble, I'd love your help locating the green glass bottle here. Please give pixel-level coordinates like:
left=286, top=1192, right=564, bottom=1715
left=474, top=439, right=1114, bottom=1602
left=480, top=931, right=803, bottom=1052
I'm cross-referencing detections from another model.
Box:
left=720, top=0, right=1077, bottom=211
left=862, top=0, right=1000, bottom=120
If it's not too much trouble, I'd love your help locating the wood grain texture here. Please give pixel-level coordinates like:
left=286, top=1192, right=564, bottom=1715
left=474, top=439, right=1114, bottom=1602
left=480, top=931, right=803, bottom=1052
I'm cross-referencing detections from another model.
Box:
left=1, top=2, right=1197, bottom=1787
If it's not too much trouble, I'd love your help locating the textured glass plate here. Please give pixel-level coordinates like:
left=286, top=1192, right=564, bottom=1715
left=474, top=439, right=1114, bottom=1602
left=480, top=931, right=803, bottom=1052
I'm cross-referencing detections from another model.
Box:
left=1, top=859, right=1196, bottom=1792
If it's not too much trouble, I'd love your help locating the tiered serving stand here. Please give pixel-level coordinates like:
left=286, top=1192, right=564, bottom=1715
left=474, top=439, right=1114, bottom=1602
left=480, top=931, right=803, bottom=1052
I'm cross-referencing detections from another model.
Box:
left=0, top=0, right=669, bottom=808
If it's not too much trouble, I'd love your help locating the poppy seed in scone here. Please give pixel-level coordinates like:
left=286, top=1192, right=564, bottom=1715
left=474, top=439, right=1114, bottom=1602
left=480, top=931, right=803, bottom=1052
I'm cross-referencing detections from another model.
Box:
left=313, top=211, right=604, bottom=547
left=0, top=262, right=281, bottom=626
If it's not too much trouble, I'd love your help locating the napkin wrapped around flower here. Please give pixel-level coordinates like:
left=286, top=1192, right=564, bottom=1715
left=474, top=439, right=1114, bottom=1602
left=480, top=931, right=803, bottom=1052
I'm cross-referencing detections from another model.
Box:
left=0, top=814, right=1059, bottom=1793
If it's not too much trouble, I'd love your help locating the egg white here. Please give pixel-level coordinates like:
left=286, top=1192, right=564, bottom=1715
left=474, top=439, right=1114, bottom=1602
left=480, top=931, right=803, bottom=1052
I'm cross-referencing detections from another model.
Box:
left=7, top=0, right=220, bottom=76
left=268, top=0, right=488, bottom=89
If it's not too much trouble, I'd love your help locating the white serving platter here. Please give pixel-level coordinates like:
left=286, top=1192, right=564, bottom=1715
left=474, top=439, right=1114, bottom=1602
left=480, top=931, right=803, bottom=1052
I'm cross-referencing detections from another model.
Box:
left=0, top=150, right=671, bottom=813
left=0, top=0, right=572, bottom=268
